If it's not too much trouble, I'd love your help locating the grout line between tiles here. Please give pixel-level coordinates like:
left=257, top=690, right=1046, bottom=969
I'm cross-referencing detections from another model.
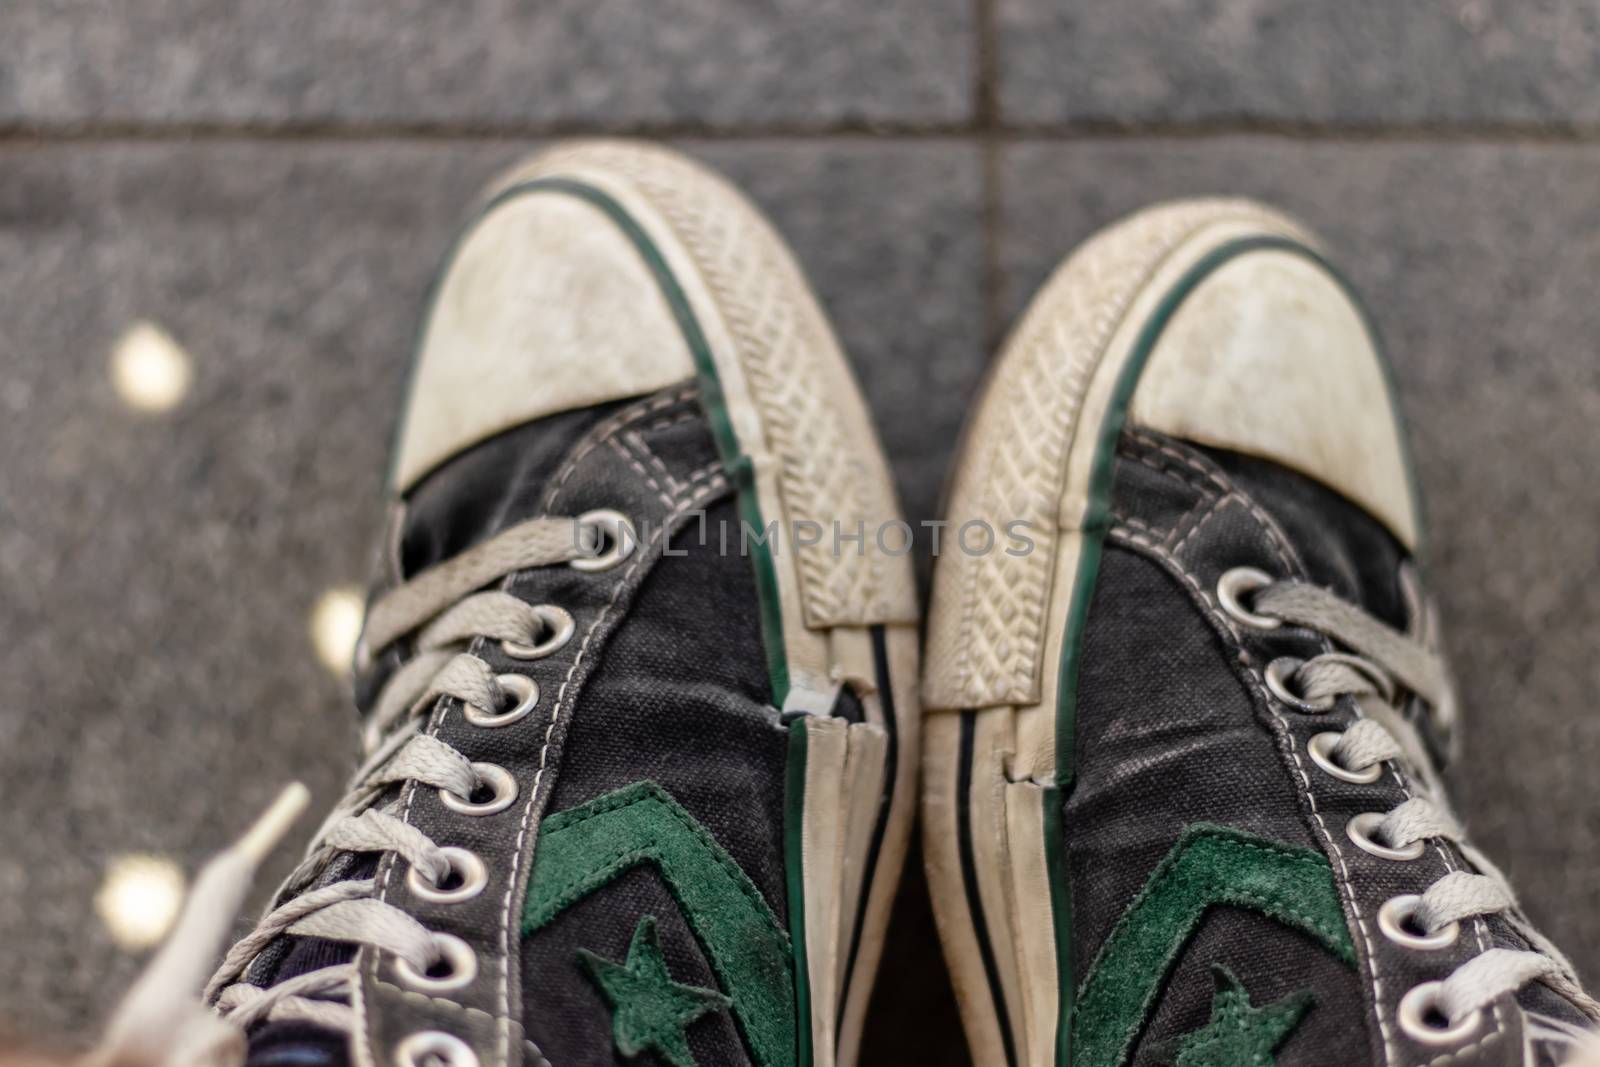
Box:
left=9, top=119, right=1600, bottom=146
left=974, top=0, right=1006, bottom=352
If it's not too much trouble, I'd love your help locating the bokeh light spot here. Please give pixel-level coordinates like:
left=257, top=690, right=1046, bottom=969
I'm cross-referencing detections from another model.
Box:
left=311, top=586, right=365, bottom=675
left=95, top=853, right=186, bottom=951
left=110, top=320, right=193, bottom=412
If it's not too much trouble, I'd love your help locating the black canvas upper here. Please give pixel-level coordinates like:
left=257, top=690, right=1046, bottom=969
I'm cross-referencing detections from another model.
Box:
left=249, top=383, right=796, bottom=1067
left=1061, top=425, right=1588, bottom=1066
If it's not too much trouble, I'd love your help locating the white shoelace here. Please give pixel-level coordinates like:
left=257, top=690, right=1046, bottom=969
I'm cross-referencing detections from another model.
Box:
left=1252, top=579, right=1600, bottom=1034
left=88, top=544, right=1599, bottom=1064
left=90, top=512, right=620, bottom=1067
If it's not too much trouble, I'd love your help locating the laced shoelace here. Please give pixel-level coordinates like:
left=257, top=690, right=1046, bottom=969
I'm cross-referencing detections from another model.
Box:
left=90, top=511, right=628, bottom=1067
left=87, top=542, right=1600, bottom=1064
left=1238, top=574, right=1600, bottom=1040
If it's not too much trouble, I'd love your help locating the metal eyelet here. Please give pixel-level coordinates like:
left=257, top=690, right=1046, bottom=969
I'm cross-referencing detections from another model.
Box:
left=1217, top=567, right=1282, bottom=630
left=407, top=847, right=488, bottom=905
left=502, top=604, right=575, bottom=660
left=394, top=1031, right=480, bottom=1067
left=1347, top=812, right=1426, bottom=861
left=439, top=763, right=518, bottom=817
left=1379, top=894, right=1461, bottom=952
left=395, top=932, right=478, bottom=993
left=1264, top=657, right=1337, bottom=713
left=463, top=673, right=538, bottom=729
left=1307, top=731, right=1384, bottom=784
left=1398, top=981, right=1482, bottom=1046
left=571, top=510, right=636, bottom=573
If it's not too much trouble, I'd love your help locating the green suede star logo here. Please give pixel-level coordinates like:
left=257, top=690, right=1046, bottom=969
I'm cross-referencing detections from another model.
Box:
left=577, top=915, right=731, bottom=1067
left=1153, top=965, right=1313, bottom=1067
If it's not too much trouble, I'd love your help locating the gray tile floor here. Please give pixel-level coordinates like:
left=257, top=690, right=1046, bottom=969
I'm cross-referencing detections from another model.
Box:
left=3, top=4, right=1600, bottom=1063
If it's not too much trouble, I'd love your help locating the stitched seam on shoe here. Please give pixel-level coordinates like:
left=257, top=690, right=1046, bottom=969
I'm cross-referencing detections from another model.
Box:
left=1108, top=526, right=1222, bottom=624
left=1398, top=759, right=1505, bottom=1065
left=1124, top=429, right=1232, bottom=494
left=1106, top=525, right=1404, bottom=1067
left=625, top=427, right=687, bottom=496
left=1246, top=662, right=1401, bottom=1067
left=1113, top=433, right=1494, bottom=1065
left=495, top=471, right=729, bottom=1064
left=1113, top=433, right=1300, bottom=577
left=543, top=385, right=700, bottom=504
left=1169, top=493, right=1238, bottom=559
left=1113, top=513, right=1170, bottom=545
left=372, top=978, right=507, bottom=1025
left=1118, top=446, right=1224, bottom=499
left=622, top=431, right=722, bottom=506
left=530, top=785, right=774, bottom=925
left=1420, top=1019, right=1505, bottom=1067
left=608, top=436, right=678, bottom=510
left=643, top=410, right=701, bottom=434
left=1083, top=831, right=1352, bottom=969
left=371, top=980, right=552, bottom=1067
left=584, top=402, right=708, bottom=513
left=1129, top=432, right=1304, bottom=576
left=363, top=383, right=709, bottom=1067
left=1159, top=495, right=1218, bottom=553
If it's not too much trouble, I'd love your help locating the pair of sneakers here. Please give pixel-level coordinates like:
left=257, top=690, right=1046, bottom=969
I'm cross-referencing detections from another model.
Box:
left=96, top=141, right=1597, bottom=1067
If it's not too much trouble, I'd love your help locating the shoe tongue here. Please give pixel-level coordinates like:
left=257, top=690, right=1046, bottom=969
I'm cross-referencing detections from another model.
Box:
left=397, top=400, right=629, bottom=580
left=244, top=1022, right=349, bottom=1067
left=241, top=854, right=377, bottom=1062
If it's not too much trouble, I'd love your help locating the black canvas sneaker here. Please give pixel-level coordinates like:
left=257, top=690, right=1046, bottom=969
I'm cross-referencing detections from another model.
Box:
left=921, top=201, right=1600, bottom=1067
left=95, top=141, right=919, bottom=1067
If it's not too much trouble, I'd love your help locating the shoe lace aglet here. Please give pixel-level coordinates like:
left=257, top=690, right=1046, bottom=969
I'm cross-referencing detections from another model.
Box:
left=86, top=783, right=311, bottom=1067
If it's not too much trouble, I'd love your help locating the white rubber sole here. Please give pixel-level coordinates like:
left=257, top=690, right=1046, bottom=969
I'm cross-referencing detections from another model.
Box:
left=921, top=198, right=1314, bottom=1067
left=498, top=141, right=922, bottom=1067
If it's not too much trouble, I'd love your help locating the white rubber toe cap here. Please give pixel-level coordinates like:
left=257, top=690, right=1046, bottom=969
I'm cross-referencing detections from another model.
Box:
left=1129, top=236, right=1420, bottom=550
left=392, top=183, right=694, bottom=492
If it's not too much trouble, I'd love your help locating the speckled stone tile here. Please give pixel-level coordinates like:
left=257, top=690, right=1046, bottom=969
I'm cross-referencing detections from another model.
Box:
left=997, top=0, right=1600, bottom=128
left=0, top=0, right=975, bottom=129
